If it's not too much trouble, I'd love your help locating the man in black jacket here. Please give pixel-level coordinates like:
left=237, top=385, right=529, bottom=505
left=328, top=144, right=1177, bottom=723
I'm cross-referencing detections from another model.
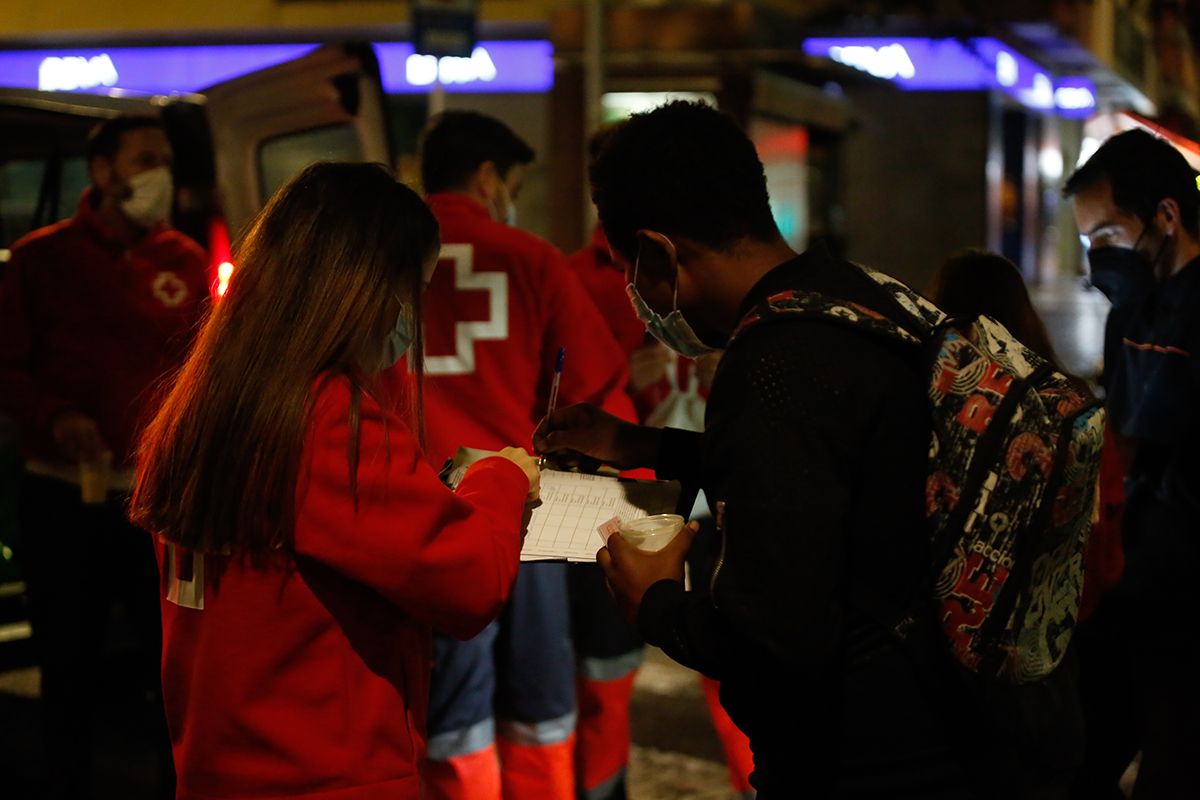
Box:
left=535, top=102, right=967, bottom=798
left=1064, top=129, right=1200, bottom=799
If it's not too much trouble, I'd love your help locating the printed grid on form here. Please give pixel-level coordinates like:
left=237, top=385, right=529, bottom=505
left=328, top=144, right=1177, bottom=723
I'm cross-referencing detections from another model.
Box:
left=521, top=471, right=668, bottom=562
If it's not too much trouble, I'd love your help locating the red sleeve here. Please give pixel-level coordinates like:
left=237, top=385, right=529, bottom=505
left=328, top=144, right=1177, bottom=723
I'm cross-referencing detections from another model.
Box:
left=294, top=380, right=528, bottom=640
left=568, top=245, right=647, bottom=358
left=541, top=249, right=637, bottom=424
left=1079, top=426, right=1126, bottom=621
left=0, top=245, right=74, bottom=434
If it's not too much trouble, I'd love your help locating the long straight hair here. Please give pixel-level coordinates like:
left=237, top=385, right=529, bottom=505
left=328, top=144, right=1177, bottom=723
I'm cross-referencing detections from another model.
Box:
left=131, top=162, right=439, bottom=554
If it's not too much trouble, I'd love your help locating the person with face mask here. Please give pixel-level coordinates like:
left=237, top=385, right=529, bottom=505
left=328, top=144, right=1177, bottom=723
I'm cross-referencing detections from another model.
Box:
left=1063, top=129, right=1200, bottom=799
left=400, top=111, right=636, bottom=800
left=130, top=162, right=539, bottom=800
left=535, top=102, right=970, bottom=799
left=569, top=218, right=757, bottom=800
left=0, top=113, right=209, bottom=798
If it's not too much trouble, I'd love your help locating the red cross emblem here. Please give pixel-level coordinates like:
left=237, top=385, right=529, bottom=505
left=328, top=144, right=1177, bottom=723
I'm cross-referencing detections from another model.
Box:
left=424, top=244, right=509, bottom=376
left=152, top=271, right=189, bottom=309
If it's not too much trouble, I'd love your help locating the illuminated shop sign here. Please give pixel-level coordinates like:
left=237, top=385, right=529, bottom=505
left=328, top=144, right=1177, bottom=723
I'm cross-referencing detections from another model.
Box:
left=2, top=44, right=315, bottom=95
left=0, top=41, right=553, bottom=96
left=375, top=41, right=553, bottom=93
left=1051, top=75, right=1099, bottom=119
left=827, top=43, right=919, bottom=82
left=803, top=37, right=1096, bottom=117
left=38, top=53, right=120, bottom=92
left=806, top=37, right=991, bottom=90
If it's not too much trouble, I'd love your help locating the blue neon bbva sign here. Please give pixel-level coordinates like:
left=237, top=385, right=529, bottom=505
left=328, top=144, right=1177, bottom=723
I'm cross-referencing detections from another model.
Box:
left=802, top=37, right=1095, bottom=117
left=0, top=41, right=554, bottom=96
left=809, top=38, right=990, bottom=90
left=4, top=44, right=316, bottom=95
left=1051, top=75, right=1099, bottom=119
left=375, top=41, right=554, bottom=93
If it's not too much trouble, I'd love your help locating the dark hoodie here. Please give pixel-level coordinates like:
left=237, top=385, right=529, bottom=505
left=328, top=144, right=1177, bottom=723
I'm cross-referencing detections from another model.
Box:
left=1094, top=255, right=1200, bottom=621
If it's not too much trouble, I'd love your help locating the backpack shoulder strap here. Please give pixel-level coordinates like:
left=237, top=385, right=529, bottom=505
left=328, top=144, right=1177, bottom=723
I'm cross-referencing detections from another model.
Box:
left=731, top=262, right=941, bottom=347
left=851, top=262, right=948, bottom=334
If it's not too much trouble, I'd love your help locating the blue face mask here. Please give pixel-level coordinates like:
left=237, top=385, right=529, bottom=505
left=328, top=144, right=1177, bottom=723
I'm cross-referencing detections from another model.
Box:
left=381, top=309, right=415, bottom=369
left=625, top=252, right=718, bottom=359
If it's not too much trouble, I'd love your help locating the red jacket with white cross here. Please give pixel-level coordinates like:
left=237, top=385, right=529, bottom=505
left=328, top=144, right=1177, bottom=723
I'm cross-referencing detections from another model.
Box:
left=402, top=192, right=635, bottom=467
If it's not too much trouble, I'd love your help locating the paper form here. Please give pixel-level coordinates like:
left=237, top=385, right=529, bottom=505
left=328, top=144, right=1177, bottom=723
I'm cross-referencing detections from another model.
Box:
left=440, top=449, right=681, bottom=562
left=519, top=470, right=681, bottom=562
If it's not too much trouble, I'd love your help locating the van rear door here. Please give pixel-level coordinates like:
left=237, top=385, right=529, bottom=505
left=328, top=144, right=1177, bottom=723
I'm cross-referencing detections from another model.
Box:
left=201, top=42, right=392, bottom=238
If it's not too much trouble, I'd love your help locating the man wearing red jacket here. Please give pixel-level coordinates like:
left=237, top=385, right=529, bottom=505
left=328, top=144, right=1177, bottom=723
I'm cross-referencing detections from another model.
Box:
left=409, top=111, right=635, bottom=800
left=0, top=114, right=208, bottom=799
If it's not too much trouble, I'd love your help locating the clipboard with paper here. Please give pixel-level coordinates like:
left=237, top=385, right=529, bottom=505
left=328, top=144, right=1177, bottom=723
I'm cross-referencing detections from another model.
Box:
left=440, top=448, right=682, bottom=562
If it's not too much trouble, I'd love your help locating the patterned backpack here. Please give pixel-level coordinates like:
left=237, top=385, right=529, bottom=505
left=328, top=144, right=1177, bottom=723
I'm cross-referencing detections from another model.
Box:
left=732, top=263, right=1105, bottom=684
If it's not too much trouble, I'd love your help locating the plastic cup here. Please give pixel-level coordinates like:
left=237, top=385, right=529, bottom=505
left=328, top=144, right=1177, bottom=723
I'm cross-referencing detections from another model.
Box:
left=618, top=514, right=685, bottom=553
left=79, top=451, right=113, bottom=505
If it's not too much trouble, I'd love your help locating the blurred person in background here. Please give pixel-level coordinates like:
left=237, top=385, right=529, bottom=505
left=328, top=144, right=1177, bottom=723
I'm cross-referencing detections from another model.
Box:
left=1063, top=129, right=1200, bottom=799
left=410, top=111, right=635, bottom=800
left=131, top=162, right=539, bottom=800
left=0, top=113, right=208, bottom=799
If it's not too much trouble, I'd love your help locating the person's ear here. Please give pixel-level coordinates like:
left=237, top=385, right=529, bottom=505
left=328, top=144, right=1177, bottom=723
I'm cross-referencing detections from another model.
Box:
left=475, top=160, right=502, bottom=200
left=633, top=229, right=678, bottom=290
left=89, top=156, right=114, bottom=194
left=1157, top=197, right=1181, bottom=237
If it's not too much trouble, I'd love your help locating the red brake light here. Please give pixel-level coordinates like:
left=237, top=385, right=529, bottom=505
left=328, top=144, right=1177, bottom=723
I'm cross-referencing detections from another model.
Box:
left=207, top=215, right=235, bottom=300
left=217, top=261, right=235, bottom=297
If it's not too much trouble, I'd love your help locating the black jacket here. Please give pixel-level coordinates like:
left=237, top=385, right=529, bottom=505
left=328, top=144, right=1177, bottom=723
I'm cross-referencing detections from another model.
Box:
left=1098, top=257, right=1200, bottom=629
left=638, top=249, right=967, bottom=797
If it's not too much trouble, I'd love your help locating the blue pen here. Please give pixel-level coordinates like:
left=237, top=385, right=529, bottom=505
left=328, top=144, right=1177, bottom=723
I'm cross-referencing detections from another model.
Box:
left=547, top=346, right=566, bottom=419
left=538, top=347, right=566, bottom=468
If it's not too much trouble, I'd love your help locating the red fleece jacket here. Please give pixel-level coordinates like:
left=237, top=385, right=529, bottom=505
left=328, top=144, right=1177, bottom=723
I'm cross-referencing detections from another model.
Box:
left=410, top=194, right=635, bottom=465
left=156, top=377, right=528, bottom=799
left=567, top=225, right=647, bottom=359
left=0, top=191, right=209, bottom=468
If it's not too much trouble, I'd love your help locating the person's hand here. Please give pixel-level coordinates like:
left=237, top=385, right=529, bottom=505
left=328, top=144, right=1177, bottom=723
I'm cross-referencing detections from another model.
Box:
left=533, top=403, right=658, bottom=471
left=51, top=412, right=107, bottom=463
left=497, top=447, right=540, bottom=504
left=597, top=521, right=700, bottom=623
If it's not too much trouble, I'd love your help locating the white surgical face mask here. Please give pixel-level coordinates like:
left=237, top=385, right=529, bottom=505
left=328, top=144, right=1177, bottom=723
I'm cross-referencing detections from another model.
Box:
left=120, top=166, right=173, bottom=228
left=625, top=251, right=718, bottom=358
left=382, top=309, right=416, bottom=369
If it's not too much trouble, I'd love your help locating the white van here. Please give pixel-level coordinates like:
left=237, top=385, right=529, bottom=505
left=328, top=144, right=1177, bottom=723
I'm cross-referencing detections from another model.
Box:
left=0, top=42, right=392, bottom=276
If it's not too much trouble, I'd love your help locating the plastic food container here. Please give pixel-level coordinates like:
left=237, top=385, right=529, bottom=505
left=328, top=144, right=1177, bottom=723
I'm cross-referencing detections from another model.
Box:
left=618, top=514, right=685, bottom=552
